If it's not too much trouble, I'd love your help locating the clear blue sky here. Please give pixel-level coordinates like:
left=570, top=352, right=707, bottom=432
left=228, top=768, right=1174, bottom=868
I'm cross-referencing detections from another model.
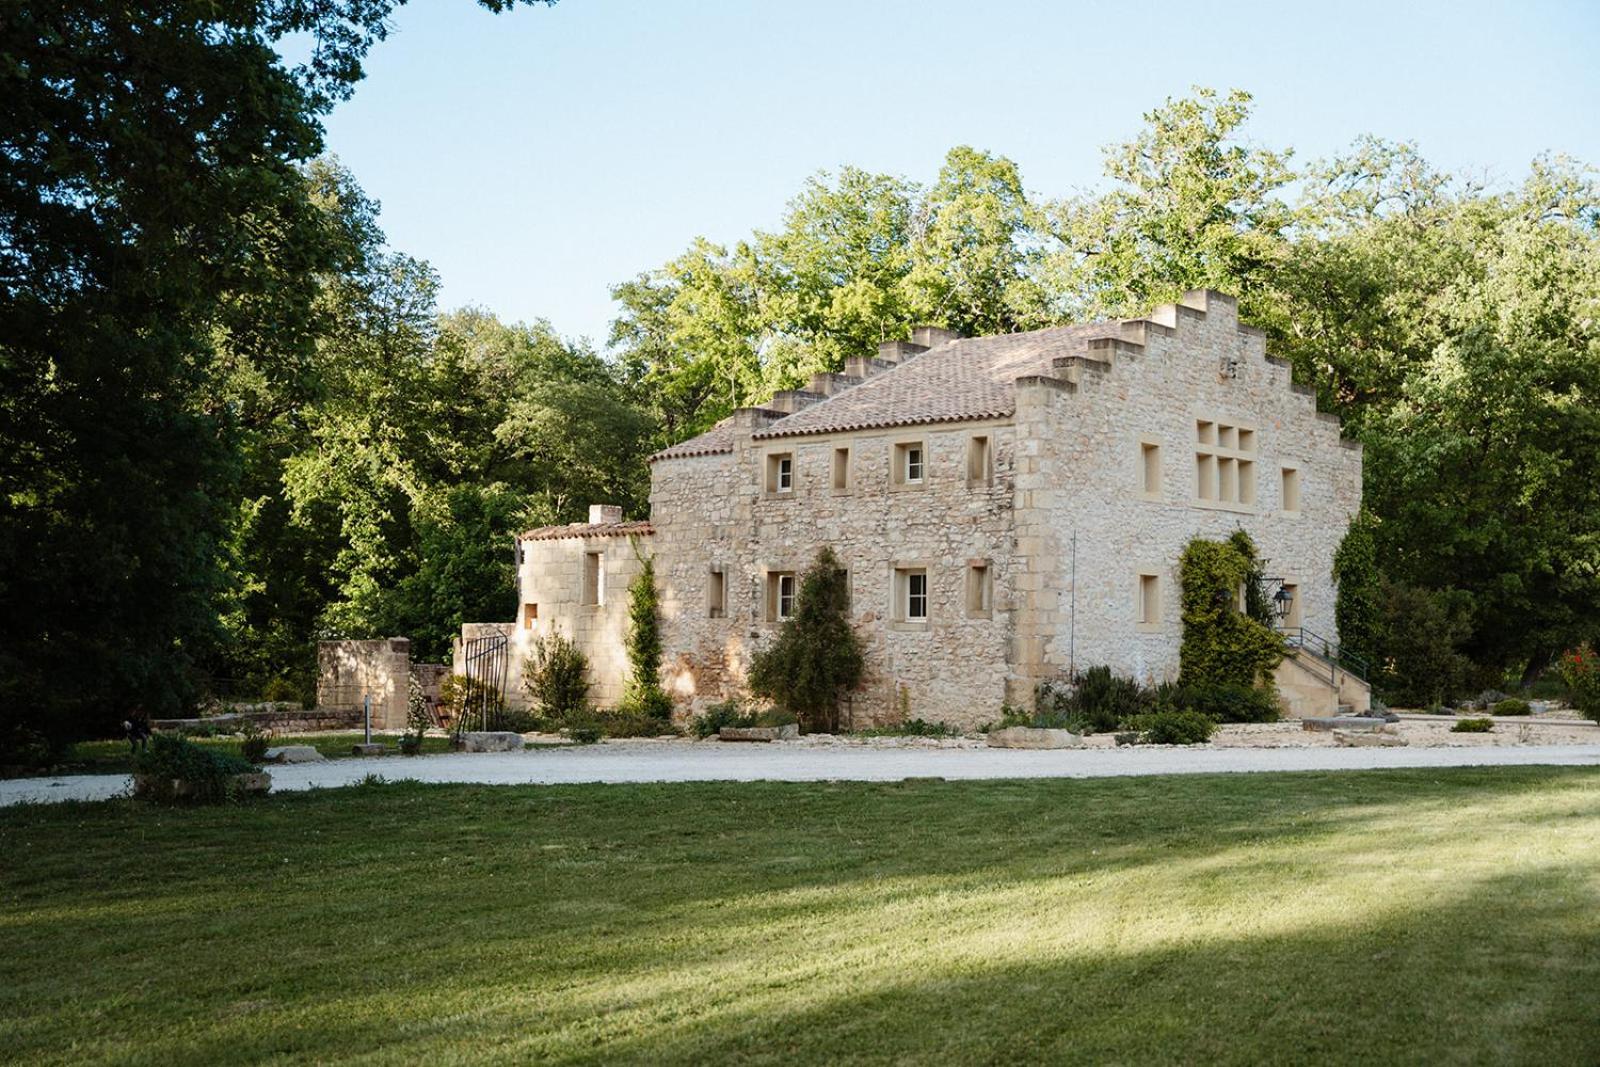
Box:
left=315, top=0, right=1600, bottom=347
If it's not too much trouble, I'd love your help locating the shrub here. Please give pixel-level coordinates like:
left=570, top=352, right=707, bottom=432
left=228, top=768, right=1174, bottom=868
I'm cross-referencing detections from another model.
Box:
left=1491, top=698, right=1531, bottom=717
left=568, top=726, right=601, bottom=745
left=1452, top=717, right=1493, bottom=733
left=1423, top=703, right=1452, bottom=715
left=133, top=734, right=258, bottom=803
left=748, top=547, right=865, bottom=733
left=0, top=725, right=54, bottom=769
left=860, top=718, right=959, bottom=738
left=400, top=676, right=431, bottom=756
left=1036, top=667, right=1152, bottom=734
left=690, top=699, right=755, bottom=738
left=1558, top=643, right=1600, bottom=721
left=1178, top=534, right=1286, bottom=689
left=1124, top=709, right=1217, bottom=745
left=1377, top=580, right=1475, bottom=706
left=260, top=676, right=302, bottom=705
left=597, top=706, right=675, bottom=738
left=1160, top=681, right=1279, bottom=724
left=620, top=554, right=673, bottom=725
left=1332, top=509, right=1382, bottom=671
left=525, top=632, right=591, bottom=722
left=438, top=673, right=506, bottom=731
left=239, top=720, right=272, bottom=763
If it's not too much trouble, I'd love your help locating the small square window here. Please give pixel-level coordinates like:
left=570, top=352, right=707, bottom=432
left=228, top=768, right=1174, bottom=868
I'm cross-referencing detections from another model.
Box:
left=766, top=452, right=794, bottom=494
left=766, top=571, right=797, bottom=622
left=522, top=603, right=538, bottom=629
left=1140, top=441, right=1161, bottom=496
left=1237, top=427, right=1256, bottom=453
left=965, top=563, right=992, bottom=616
left=1138, top=573, right=1160, bottom=629
left=966, top=435, right=992, bottom=485
left=1196, top=420, right=1216, bottom=446
left=893, top=442, right=927, bottom=487
left=832, top=447, right=850, bottom=491
left=1281, top=467, right=1301, bottom=513
left=582, top=551, right=603, bottom=606
left=708, top=568, right=726, bottom=619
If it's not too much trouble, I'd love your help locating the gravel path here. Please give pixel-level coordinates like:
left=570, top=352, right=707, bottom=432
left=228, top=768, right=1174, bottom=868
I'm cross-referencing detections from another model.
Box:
left=5, top=740, right=1599, bottom=807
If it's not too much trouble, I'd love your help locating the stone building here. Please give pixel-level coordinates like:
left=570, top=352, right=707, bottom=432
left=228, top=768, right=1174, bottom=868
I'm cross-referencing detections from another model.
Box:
left=477, top=290, right=1368, bottom=729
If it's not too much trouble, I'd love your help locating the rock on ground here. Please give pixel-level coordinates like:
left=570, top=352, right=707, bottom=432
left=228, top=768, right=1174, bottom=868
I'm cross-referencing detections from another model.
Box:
left=460, top=731, right=525, bottom=753
left=986, top=727, right=1082, bottom=750
left=263, top=745, right=326, bottom=764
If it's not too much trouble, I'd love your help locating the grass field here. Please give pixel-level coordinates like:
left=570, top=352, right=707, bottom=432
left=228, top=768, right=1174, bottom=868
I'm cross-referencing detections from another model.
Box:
left=45, top=733, right=462, bottom=775
left=2, top=768, right=1597, bottom=1064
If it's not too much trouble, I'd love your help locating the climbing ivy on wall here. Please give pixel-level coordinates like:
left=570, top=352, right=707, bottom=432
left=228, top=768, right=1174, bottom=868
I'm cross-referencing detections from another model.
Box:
left=1179, top=532, right=1286, bottom=689
left=623, top=549, right=671, bottom=721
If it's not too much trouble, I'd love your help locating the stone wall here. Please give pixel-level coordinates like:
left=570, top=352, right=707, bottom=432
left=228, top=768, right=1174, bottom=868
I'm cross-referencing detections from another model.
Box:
left=316, top=638, right=413, bottom=731
left=651, top=419, right=1020, bottom=729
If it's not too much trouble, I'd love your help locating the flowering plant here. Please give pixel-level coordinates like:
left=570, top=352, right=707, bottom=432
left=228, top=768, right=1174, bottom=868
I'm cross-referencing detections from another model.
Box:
left=1557, top=643, right=1600, bottom=721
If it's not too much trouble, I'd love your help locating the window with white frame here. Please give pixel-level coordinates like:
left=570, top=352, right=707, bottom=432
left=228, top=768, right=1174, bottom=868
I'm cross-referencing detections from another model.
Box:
left=766, top=571, right=797, bottom=622
left=766, top=452, right=794, bottom=494
left=894, top=441, right=926, bottom=486
left=894, top=567, right=929, bottom=622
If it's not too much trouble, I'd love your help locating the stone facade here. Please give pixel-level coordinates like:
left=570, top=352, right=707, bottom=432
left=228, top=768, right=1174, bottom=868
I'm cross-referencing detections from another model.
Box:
left=316, top=637, right=414, bottom=731
left=473, top=291, right=1364, bottom=729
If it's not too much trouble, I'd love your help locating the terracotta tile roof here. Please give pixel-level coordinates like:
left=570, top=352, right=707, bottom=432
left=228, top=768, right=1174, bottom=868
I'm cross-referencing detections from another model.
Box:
left=520, top=520, right=654, bottom=541
left=649, top=416, right=738, bottom=462
left=753, top=322, right=1115, bottom=440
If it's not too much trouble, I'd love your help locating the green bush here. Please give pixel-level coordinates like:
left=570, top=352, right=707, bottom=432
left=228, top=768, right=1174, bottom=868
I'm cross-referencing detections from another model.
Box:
left=568, top=726, right=601, bottom=745
left=1036, top=667, right=1152, bottom=734
left=1557, top=644, right=1600, bottom=721
left=1452, top=717, right=1493, bottom=733
left=1377, top=580, right=1475, bottom=706
left=1158, top=681, right=1279, bottom=723
left=239, top=720, right=271, bottom=763
left=597, top=706, right=675, bottom=738
left=1492, top=698, right=1532, bottom=717
left=133, top=734, right=258, bottom=803
left=1178, top=534, right=1286, bottom=690
left=1124, top=709, right=1217, bottom=745
left=621, top=554, right=673, bottom=725
left=859, top=718, right=959, bottom=738
left=525, top=632, right=591, bottom=721
left=748, top=547, right=864, bottom=733
left=1332, top=509, right=1382, bottom=672
left=260, top=676, right=303, bottom=705
left=689, top=699, right=753, bottom=738
left=1423, top=703, right=1453, bottom=715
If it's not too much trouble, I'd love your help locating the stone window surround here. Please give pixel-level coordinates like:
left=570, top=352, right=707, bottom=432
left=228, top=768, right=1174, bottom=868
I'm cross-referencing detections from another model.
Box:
left=762, top=567, right=798, bottom=624
left=1193, top=415, right=1258, bottom=514
left=707, top=565, right=727, bottom=619
left=831, top=445, right=852, bottom=494
left=890, top=560, right=932, bottom=630
left=965, top=433, right=993, bottom=487
left=890, top=437, right=928, bottom=491
left=965, top=558, right=993, bottom=618
left=1280, top=463, right=1302, bottom=516
left=581, top=550, right=603, bottom=608
left=763, top=449, right=795, bottom=498
left=1137, top=434, right=1163, bottom=501
left=1135, top=566, right=1163, bottom=633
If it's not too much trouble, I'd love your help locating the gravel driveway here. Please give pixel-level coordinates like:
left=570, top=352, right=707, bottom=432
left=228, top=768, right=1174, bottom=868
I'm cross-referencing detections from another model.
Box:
left=5, top=740, right=1599, bottom=807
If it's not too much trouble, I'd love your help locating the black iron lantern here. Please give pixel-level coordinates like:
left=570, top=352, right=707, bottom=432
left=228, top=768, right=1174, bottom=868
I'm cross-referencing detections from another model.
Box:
left=1272, top=584, right=1294, bottom=623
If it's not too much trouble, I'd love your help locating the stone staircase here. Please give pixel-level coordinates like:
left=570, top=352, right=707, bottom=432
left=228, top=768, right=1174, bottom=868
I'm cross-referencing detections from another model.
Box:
left=1274, top=636, right=1372, bottom=719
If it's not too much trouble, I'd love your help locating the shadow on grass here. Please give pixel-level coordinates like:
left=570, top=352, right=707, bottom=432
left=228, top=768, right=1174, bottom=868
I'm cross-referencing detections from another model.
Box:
left=1, top=768, right=1597, bottom=1064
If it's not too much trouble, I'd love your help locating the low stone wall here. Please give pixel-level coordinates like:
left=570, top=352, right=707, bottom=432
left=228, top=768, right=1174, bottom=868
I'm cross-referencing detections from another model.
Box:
left=154, top=708, right=362, bottom=733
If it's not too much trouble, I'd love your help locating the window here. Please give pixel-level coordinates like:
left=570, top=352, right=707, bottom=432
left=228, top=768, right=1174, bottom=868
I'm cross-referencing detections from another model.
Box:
left=522, top=603, right=538, bottom=630
left=1281, top=466, right=1301, bottom=514
left=832, top=446, right=851, bottom=491
left=906, top=570, right=928, bottom=620
left=1138, top=573, right=1161, bottom=630
left=708, top=567, right=726, bottom=618
left=766, top=452, right=794, bottom=495
left=966, top=435, right=992, bottom=485
left=1140, top=440, right=1162, bottom=497
left=582, top=551, right=603, bottom=606
left=766, top=571, right=796, bottom=622
left=1194, top=419, right=1257, bottom=508
left=966, top=562, right=992, bottom=616
left=894, top=441, right=926, bottom=486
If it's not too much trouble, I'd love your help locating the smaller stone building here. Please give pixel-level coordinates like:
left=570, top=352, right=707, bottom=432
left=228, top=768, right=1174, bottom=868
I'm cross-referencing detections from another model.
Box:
left=472, top=290, right=1368, bottom=728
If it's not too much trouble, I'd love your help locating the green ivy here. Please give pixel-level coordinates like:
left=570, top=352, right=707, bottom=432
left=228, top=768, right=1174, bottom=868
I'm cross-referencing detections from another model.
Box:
left=1179, top=533, right=1286, bottom=689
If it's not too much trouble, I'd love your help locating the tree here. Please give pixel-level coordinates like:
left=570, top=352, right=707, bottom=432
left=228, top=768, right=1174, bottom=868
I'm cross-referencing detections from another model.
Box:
left=1178, top=534, right=1286, bottom=690
left=748, top=547, right=864, bottom=732
left=621, top=553, right=670, bottom=721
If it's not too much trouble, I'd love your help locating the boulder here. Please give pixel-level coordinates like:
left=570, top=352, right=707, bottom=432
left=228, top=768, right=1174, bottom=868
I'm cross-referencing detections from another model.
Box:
left=719, top=724, right=800, bottom=742
left=986, top=726, right=1081, bottom=750
left=1332, top=729, right=1407, bottom=747
left=350, top=742, right=389, bottom=757
left=263, top=745, right=326, bottom=764
left=460, top=731, right=525, bottom=753
left=1303, top=717, right=1391, bottom=733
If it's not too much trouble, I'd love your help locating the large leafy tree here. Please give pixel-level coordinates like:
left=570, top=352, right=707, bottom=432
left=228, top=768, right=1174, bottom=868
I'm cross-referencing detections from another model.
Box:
left=0, top=1, right=548, bottom=748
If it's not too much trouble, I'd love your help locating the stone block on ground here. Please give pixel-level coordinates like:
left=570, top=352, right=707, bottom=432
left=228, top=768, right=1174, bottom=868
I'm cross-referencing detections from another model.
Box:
left=719, top=724, right=800, bottom=742
left=263, top=745, right=327, bottom=764
left=350, top=742, right=389, bottom=757
left=460, top=731, right=525, bottom=753
left=1332, top=729, right=1407, bottom=747
left=1303, top=717, right=1389, bottom=733
left=986, top=726, right=1081, bottom=749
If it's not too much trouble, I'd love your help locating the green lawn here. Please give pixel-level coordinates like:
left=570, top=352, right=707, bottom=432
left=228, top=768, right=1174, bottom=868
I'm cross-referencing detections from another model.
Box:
left=47, top=733, right=460, bottom=775
left=2, top=769, right=1597, bottom=1065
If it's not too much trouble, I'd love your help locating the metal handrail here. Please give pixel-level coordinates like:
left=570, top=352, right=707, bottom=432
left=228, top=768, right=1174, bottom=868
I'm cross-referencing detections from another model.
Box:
left=1280, top=626, right=1369, bottom=682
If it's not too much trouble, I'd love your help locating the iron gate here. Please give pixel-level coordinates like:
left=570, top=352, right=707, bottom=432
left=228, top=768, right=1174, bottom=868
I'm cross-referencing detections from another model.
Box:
left=456, top=630, right=510, bottom=737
